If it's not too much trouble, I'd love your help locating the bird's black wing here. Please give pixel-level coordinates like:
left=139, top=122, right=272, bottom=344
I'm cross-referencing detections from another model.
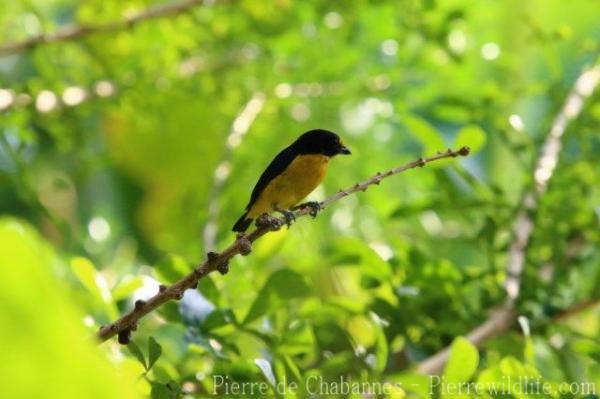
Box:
left=245, top=145, right=297, bottom=210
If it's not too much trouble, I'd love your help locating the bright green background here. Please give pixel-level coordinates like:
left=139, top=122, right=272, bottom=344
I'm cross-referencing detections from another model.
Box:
left=1, top=0, right=599, bottom=398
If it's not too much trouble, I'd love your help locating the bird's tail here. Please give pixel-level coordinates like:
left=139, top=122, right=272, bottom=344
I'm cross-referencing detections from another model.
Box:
left=232, top=211, right=253, bottom=232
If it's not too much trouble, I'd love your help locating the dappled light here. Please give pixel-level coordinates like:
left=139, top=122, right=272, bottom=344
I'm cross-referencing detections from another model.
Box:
left=1, top=1, right=600, bottom=398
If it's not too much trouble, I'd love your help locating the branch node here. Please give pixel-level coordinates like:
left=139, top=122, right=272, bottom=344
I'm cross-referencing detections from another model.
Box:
left=134, top=300, right=146, bottom=310
left=417, top=157, right=426, bottom=167
left=217, top=262, right=229, bottom=275
left=217, top=262, right=230, bottom=275
left=117, top=329, right=131, bottom=345
left=237, top=236, right=252, bottom=256
left=458, top=146, right=471, bottom=156
left=206, top=250, right=232, bottom=274
left=256, top=213, right=282, bottom=231
left=159, top=284, right=167, bottom=293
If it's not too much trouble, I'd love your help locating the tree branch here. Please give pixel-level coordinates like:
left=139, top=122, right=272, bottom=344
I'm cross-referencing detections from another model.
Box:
left=1, top=47, right=252, bottom=115
left=504, top=65, right=600, bottom=303
left=553, top=298, right=600, bottom=322
left=98, top=146, right=471, bottom=343
left=417, top=306, right=517, bottom=375
left=416, top=64, right=600, bottom=376
left=0, top=0, right=214, bottom=57
left=421, top=295, right=599, bottom=376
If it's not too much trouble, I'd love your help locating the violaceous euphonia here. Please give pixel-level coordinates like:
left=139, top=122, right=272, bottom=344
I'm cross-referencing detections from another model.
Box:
left=232, top=129, right=351, bottom=232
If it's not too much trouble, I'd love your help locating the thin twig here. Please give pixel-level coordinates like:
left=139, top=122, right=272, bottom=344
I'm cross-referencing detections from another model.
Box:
left=1, top=49, right=251, bottom=115
left=203, top=92, right=266, bottom=251
left=416, top=64, right=600, bottom=376
left=0, top=0, right=215, bottom=57
left=98, top=147, right=470, bottom=343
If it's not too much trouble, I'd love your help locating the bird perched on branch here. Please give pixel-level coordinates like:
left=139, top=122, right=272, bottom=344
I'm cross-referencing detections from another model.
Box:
left=232, top=129, right=351, bottom=232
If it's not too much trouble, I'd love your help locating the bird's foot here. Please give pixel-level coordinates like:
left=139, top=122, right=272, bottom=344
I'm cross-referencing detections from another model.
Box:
left=293, top=201, right=321, bottom=218
left=275, top=208, right=296, bottom=229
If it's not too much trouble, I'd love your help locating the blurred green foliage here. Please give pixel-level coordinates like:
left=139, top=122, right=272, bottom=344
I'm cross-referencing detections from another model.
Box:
left=0, top=219, right=140, bottom=398
left=1, top=0, right=599, bottom=398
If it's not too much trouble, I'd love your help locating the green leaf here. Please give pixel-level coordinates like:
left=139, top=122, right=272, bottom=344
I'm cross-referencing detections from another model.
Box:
left=127, top=341, right=147, bottom=371
left=165, top=381, right=182, bottom=397
left=147, top=337, right=162, bottom=371
left=269, top=269, right=311, bottom=298
left=455, top=125, right=486, bottom=154
left=517, top=316, right=535, bottom=365
left=242, top=289, right=272, bottom=326
left=112, top=276, right=144, bottom=301
left=202, top=308, right=236, bottom=331
left=279, top=320, right=315, bottom=355
left=70, top=257, right=104, bottom=302
left=443, top=337, right=479, bottom=384
left=390, top=372, right=431, bottom=397
left=154, top=254, right=191, bottom=284
left=254, top=358, right=276, bottom=387
left=197, top=275, right=220, bottom=304
left=283, top=355, right=303, bottom=383
left=329, top=238, right=392, bottom=281
left=243, top=269, right=311, bottom=325
left=150, top=382, right=170, bottom=399
left=157, top=301, right=181, bottom=323
left=0, top=220, right=141, bottom=398
left=403, top=114, right=446, bottom=155
left=371, top=313, right=389, bottom=374
left=313, top=321, right=355, bottom=353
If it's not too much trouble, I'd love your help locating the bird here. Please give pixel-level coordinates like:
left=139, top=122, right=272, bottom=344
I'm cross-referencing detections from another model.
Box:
left=232, top=129, right=351, bottom=232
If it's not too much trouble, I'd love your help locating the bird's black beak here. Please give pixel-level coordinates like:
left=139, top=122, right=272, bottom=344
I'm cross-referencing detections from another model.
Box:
left=339, top=145, right=351, bottom=155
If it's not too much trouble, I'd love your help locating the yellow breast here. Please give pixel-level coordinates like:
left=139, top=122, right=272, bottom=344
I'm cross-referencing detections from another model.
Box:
left=248, top=154, right=329, bottom=218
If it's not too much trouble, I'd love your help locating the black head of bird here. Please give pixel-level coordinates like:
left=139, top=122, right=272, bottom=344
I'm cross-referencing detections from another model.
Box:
left=292, top=129, right=352, bottom=157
